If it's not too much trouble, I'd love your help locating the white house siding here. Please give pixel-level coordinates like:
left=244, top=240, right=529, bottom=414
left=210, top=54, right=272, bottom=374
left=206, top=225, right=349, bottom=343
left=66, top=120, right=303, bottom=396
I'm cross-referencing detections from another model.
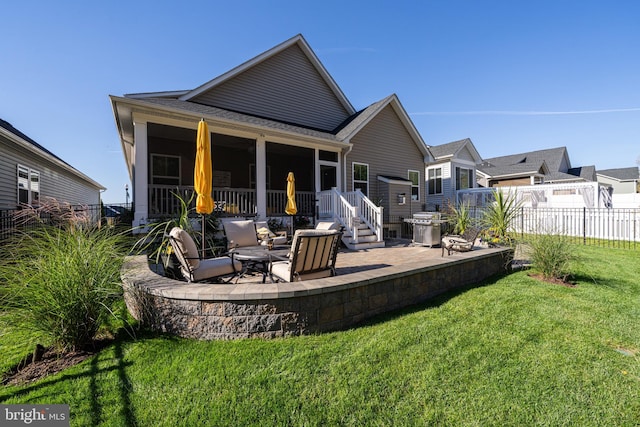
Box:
left=433, top=163, right=455, bottom=211
left=347, top=105, right=425, bottom=211
left=0, top=138, right=101, bottom=209
left=191, top=44, right=351, bottom=132
left=598, top=175, right=637, bottom=194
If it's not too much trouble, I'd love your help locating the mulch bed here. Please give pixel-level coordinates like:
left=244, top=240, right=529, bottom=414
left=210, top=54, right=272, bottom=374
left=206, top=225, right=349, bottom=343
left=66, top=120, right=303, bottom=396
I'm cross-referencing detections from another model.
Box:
left=2, top=340, right=112, bottom=386
left=528, top=272, right=577, bottom=287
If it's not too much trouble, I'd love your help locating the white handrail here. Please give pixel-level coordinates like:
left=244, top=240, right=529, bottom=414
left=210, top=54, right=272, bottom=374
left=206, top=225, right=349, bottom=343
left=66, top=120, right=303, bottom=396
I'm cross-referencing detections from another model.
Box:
left=317, top=188, right=384, bottom=244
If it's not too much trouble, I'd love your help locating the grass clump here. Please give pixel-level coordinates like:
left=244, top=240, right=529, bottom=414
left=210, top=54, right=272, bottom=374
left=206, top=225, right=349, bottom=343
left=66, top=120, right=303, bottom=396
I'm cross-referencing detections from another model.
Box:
left=528, top=233, right=575, bottom=281
left=0, top=199, right=130, bottom=351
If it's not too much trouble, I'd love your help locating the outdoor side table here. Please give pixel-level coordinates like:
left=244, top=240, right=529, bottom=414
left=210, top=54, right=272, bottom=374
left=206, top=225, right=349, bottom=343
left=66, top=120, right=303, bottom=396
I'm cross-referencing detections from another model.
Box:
left=231, top=245, right=290, bottom=283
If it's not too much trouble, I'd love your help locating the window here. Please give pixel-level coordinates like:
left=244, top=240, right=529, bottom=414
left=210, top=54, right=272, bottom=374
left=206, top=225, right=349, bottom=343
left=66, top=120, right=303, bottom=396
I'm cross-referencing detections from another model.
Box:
left=408, top=170, right=420, bottom=201
left=17, top=164, right=40, bottom=206
left=352, top=162, right=369, bottom=196
left=319, top=150, right=338, bottom=162
left=428, top=167, right=442, bottom=195
left=456, top=167, right=473, bottom=190
left=151, top=154, right=181, bottom=185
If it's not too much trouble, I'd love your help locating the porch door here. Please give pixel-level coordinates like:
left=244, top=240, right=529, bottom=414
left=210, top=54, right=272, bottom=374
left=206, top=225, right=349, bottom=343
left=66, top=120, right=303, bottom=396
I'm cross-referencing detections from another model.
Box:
left=318, top=150, right=339, bottom=191
left=320, top=164, right=337, bottom=191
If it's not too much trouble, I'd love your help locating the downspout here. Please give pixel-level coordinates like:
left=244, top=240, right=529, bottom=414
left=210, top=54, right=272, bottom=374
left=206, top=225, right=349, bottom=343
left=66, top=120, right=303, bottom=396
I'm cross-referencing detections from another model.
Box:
left=342, top=141, right=353, bottom=193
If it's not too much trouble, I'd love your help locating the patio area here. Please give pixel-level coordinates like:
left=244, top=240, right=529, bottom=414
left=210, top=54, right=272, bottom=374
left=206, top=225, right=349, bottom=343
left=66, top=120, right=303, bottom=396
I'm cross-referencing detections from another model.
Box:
left=122, top=241, right=514, bottom=340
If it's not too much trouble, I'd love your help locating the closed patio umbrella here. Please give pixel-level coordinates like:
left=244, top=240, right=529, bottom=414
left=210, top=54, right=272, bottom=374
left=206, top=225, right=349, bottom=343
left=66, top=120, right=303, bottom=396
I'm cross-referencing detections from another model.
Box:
left=285, top=172, right=297, bottom=236
left=194, top=119, right=214, bottom=254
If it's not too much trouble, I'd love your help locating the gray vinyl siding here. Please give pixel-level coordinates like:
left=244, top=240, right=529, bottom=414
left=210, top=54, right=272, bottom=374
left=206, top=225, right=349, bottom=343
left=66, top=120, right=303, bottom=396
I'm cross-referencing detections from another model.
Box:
left=191, top=44, right=351, bottom=132
left=0, top=138, right=101, bottom=209
left=347, top=105, right=425, bottom=212
left=457, top=145, right=476, bottom=163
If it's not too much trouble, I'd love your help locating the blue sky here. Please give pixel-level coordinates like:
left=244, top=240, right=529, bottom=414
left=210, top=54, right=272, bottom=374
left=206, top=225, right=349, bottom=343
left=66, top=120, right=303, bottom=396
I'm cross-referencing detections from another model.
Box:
left=2, top=0, right=639, bottom=203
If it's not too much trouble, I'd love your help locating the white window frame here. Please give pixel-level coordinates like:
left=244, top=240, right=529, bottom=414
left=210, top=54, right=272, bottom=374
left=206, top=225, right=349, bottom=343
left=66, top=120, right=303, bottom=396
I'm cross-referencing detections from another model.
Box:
left=151, top=154, right=181, bottom=185
left=352, top=162, right=369, bottom=196
left=408, top=170, right=420, bottom=201
left=17, top=164, right=40, bottom=206
left=456, top=167, right=473, bottom=190
left=427, top=167, right=442, bottom=195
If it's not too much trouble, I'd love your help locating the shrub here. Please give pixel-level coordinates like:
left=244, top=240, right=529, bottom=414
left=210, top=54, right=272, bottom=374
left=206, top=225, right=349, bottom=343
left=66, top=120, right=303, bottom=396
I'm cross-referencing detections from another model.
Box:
left=481, top=189, right=522, bottom=243
left=446, top=201, right=473, bottom=235
left=528, top=233, right=575, bottom=281
left=0, top=201, right=130, bottom=351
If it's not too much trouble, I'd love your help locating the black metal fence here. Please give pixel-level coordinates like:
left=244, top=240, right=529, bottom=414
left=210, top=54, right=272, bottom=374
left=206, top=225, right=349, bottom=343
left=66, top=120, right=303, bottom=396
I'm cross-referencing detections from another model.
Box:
left=0, top=203, right=132, bottom=241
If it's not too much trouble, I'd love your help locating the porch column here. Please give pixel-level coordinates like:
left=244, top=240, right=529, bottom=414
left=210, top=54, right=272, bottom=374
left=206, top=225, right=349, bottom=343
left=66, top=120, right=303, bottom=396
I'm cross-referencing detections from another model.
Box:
left=256, top=137, right=267, bottom=218
left=132, top=119, right=148, bottom=231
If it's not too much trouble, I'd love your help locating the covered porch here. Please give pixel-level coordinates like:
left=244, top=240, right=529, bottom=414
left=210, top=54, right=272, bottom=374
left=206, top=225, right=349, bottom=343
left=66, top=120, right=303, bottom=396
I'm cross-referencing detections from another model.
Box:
left=135, top=121, right=344, bottom=221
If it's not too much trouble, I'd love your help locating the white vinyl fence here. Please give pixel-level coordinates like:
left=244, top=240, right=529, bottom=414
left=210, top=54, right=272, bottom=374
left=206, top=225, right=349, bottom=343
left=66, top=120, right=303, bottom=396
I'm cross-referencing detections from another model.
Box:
left=511, top=207, right=640, bottom=246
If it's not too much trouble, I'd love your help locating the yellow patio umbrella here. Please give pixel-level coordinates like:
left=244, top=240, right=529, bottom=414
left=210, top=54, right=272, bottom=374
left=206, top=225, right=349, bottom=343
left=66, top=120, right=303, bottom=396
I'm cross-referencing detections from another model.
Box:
left=285, top=172, right=297, bottom=235
left=194, top=119, right=214, bottom=253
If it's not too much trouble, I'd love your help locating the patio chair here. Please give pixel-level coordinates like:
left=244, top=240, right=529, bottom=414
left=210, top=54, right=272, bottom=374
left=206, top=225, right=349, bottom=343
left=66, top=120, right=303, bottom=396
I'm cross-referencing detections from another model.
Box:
left=254, top=220, right=288, bottom=246
left=441, top=226, right=481, bottom=256
left=315, top=220, right=342, bottom=231
left=268, top=229, right=342, bottom=282
left=169, top=227, right=242, bottom=283
left=221, top=219, right=260, bottom=250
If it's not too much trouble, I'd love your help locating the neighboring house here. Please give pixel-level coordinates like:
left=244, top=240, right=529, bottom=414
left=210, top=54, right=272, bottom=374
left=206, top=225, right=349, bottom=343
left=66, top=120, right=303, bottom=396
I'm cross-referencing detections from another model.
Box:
left=476, top=146, right=596, bottom=187
left=596, top=167, right=639, bottom=194
left=0, top=118, right=104, bottom=210
left=110, top=34, right=432, bottom=248
left=597, top=167, right=640, bottom=208
left=425, top=138, right=482, bottom=211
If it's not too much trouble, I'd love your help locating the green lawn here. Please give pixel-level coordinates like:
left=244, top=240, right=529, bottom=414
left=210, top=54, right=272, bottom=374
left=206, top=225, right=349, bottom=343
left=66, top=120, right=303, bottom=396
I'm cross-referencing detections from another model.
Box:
left=1, top=245, right=639, bottom=426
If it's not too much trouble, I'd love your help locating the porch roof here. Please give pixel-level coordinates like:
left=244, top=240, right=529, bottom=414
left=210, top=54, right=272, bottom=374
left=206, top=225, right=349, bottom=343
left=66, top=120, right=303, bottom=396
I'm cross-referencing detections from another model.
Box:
left=111, top=95, right=352, bottom=175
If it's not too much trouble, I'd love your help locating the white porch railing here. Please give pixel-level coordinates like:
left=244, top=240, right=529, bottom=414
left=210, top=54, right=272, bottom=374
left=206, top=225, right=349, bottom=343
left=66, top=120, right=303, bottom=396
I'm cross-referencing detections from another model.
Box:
left=148, top=185, right=315, bottom=217
left=317, top=188, right=384, bottom=243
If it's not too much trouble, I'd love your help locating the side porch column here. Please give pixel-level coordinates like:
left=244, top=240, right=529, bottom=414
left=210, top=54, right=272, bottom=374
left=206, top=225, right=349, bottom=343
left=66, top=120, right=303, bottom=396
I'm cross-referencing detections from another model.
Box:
left=132, top=119, right=148, bottom=231
left=256, top=137, right=267, bottom=218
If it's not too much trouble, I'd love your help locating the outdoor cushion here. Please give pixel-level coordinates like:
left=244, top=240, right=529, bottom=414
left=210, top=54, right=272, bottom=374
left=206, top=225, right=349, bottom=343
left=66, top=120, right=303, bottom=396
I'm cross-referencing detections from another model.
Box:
left=170, top=227, right=200, bottom=270
left=441, top=236, right=473, bottom=252
left=255, top=221, right=288, bottom=246
left=270, top=229, right=341, bottom=282
left=315, top=221, right=340, bottom=231
left=269, top=261, right=333, bottom=282
left=190, top=257, right=243, bottom=282
left=223, top=219, right=259, bottom=248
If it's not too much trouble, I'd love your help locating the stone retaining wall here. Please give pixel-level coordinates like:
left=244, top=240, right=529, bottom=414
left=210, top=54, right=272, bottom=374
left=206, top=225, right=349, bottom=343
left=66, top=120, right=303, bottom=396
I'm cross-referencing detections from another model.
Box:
left=122, top=247, right=513, bottom=340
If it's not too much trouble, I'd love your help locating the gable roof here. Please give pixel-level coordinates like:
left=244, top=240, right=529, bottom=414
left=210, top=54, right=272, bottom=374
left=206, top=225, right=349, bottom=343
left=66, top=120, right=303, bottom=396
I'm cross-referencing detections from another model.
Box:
left=0, top=118, right=105, bottom=190
left=476, top=161, right=548, bottom=179
left=478, top=146, right=594, bottom=183
left=179, top=34, right=355, bottom=115
left=335, top=94, right=432, bottom=160
left=0, top=118, right=68, bottom=166
left=482, top=147, right=570, bottom=172
left=597, top=167, right=640, bottom=181
left=428, top=138, right=482, bottom=163
left=112, top=35, right=433, bottom=173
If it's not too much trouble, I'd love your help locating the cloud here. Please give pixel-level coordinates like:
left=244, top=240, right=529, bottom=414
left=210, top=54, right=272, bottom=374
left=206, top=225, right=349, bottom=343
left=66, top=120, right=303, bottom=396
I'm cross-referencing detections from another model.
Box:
left=410, top=108, right=640, bottom=116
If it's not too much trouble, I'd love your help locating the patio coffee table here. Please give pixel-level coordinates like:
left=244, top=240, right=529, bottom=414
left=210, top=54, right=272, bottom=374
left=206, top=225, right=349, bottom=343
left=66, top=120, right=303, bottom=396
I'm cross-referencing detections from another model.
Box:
left=231, top=245, right=290, bottom=283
